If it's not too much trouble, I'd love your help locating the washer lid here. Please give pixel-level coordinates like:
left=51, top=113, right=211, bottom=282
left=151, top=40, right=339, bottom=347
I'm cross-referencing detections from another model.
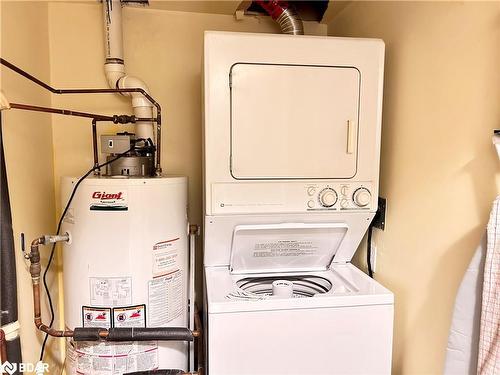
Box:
left=229, top=223, right=348, bottom=274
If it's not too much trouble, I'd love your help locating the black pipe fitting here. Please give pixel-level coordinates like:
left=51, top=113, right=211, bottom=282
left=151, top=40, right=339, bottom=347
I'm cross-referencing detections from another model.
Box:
left=113, top=114, right=137, bottom=124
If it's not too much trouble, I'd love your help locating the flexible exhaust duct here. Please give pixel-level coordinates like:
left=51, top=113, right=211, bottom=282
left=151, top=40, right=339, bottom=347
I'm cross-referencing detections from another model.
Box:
left=102, top=0, right=154, bottom=142
left=256, top=0, right=304, bottom=35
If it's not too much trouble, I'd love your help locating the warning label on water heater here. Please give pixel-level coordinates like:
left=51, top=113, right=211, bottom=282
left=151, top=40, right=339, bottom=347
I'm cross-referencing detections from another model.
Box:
left=82, top=307, right=111, bottom=328
left=112, top=305, right=146, bottom=328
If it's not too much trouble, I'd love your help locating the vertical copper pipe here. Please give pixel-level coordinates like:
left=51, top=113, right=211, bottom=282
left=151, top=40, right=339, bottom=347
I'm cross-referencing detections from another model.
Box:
left=29, top=238, right=73, bottom=338
left=33, top=282, right=42, bottom=328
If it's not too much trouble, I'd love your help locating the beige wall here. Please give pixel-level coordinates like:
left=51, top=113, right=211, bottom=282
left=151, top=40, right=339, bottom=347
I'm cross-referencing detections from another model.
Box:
left=329, top=2, right=500, bottom=374
left=0, top=0, right=60, bottom=369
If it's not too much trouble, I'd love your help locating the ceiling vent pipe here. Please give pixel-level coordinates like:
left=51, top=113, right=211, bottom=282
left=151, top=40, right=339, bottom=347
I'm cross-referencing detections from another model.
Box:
left=102, top=0, right=154, bottom=142
left=256, top=1, right=304, bottom=35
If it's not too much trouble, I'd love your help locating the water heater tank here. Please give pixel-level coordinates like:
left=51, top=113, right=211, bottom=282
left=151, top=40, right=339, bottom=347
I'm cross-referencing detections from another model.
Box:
left=61, top=176, right=189, bottom=374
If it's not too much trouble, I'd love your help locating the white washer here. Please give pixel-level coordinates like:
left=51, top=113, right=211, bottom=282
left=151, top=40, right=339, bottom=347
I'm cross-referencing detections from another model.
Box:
left=203, top=32, right=393, bottom=374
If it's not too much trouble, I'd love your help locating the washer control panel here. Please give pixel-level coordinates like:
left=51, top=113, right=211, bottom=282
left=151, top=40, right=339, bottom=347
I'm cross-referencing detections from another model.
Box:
left=211, top=181, right=376, bottom=214
left=305, top=183, right=373, bottom=211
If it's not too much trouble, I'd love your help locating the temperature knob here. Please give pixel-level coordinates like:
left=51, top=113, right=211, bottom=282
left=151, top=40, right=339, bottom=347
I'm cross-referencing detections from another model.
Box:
left=319, top=188, right=338, bottom=208
left=353, top=188, right=371, bottom=207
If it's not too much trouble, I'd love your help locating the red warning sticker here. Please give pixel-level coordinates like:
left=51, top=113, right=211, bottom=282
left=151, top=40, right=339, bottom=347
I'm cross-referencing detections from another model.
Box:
left=112, top=304, right=146, bottom=328
left=82, top=306, right=111, bottom=328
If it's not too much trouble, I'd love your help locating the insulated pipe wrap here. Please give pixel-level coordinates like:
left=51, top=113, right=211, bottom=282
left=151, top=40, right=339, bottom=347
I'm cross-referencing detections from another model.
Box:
left=5, top=337, right=22, bottom=371
left=107, top=327, right=194, bottom=342
left=73, top=328, right=103, bottom=342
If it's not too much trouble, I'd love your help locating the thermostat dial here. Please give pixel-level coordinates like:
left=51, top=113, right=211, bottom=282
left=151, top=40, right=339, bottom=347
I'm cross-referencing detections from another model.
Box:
left=353, top=188, right=371, bottom=207
left=319, top=188, right=338, bottom=208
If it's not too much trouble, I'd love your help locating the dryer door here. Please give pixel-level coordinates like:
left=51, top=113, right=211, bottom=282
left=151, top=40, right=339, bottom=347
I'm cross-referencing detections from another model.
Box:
left=230, top=63, right=360, bottom=180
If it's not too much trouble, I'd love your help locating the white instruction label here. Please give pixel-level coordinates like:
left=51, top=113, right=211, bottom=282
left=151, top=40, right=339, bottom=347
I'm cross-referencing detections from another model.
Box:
left=113, top=305, right=146, bottom=328
left=152, top=238, right=180, bottom=277
left=82, top=307, right=111, bottom=328
left=148, top=270, right=183, bottom=327
left=74, top=341, right=158, bottom=375
left=90, top=277, right=132, bottom=307
left=252, top=240, right=318, bottom=258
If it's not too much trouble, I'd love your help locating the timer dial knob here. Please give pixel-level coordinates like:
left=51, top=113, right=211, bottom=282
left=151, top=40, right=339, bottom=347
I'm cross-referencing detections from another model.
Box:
left=319, top=188, right=338, bottom=208
left=353, top=188, right=371, bottom=207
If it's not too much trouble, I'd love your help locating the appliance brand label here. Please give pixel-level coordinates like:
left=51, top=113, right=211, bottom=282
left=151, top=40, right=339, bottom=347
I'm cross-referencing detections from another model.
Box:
left=112, top=304, right=146, bottom=328
left=89, top=190, right=128, bottom=211
left=82, top=306, right=111, bottom=328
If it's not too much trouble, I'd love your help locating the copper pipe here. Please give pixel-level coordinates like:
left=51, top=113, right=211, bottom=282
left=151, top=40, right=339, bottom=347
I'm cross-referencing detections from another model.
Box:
left=10, top=103, right=156, bottom=123
left=1, top=58, right=163, bottom=175
left=0, top=58, right=160, bottom=110
left=194, top=305, right=204, bottom=375
left=0, top=329, right=7, bottom=362
left=29, top=237, right=73, bottom=338
left=183, top=370, right=204, bottom=375
left=10, top=103, right=114, bottom=121
left=193, top=305, right=202, bottom=338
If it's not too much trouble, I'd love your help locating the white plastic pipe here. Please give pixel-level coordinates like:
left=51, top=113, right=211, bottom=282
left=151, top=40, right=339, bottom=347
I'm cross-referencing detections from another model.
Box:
left=102, top=0, right=154, bottom=142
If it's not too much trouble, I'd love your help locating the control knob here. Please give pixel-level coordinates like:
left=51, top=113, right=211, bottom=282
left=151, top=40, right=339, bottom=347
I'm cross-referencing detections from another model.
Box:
left=353, top=188, right=371, bottom=207
left=319, top=188, right=338, bottom=208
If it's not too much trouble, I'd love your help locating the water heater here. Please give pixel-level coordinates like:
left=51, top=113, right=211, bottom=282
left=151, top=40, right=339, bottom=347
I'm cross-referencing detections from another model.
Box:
left=61, top=176, right=189, bottom=374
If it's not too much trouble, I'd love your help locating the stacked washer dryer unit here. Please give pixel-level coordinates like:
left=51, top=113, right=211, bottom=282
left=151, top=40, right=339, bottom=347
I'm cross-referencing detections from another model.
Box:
left=203, top=31, right=394, bottom=374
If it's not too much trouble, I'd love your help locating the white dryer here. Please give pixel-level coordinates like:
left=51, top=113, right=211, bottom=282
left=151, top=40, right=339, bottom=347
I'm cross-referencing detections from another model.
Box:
left=203, top=31, right=393, bottom=374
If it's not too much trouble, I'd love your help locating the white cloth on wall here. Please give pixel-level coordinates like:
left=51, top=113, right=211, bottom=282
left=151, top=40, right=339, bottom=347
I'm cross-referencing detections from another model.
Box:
left=477, top=197, right=500, bottom=374
left=444, top=235, right=486, bottom=375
